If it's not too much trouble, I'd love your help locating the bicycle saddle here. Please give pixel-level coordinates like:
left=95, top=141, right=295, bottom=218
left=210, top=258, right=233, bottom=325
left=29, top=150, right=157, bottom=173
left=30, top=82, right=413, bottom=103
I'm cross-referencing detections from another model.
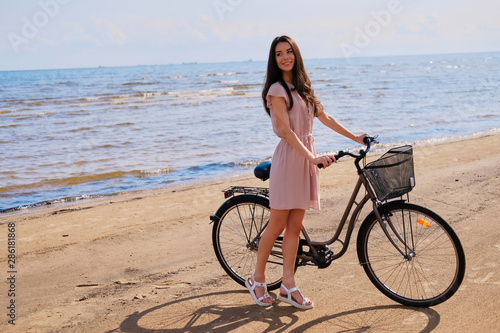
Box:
left=254, top=161, right=271, bottom=181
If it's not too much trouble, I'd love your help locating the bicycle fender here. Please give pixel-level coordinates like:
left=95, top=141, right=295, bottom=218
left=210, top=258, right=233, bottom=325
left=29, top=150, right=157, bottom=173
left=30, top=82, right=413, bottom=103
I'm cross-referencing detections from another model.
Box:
left=209, top=195, right=239, bottom=223
left=209, top=194, right=269, bottom=224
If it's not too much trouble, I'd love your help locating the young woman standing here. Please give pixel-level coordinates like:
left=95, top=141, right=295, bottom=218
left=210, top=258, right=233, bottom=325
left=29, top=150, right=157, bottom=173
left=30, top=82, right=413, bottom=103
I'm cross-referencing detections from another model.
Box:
left=245, top=36, right=368, bottom=309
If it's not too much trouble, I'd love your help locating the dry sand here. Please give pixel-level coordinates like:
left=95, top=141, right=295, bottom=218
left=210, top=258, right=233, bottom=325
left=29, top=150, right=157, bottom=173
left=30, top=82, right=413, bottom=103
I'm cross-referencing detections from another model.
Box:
left=1, top=133, right=500, bottom=332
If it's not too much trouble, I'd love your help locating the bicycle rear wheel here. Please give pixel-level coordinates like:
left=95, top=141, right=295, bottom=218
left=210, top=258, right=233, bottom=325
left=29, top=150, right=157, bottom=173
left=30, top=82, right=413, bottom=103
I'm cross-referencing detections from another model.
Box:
left=357, top=202, right=465, bottom=307
left=212, top=194, right=286, bottom=291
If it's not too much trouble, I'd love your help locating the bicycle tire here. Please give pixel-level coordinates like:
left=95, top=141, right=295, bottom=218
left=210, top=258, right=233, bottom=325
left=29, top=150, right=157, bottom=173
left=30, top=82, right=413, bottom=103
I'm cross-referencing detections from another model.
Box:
left=212, top=194, right=290, bottom=291
left=357, top=202, right=465, bottom=307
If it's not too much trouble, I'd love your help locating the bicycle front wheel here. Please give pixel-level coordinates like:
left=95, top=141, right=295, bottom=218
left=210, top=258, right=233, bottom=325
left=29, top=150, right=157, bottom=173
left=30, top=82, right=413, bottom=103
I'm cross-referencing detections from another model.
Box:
left=357, top=202, right=465, bottom=307
left=212, top=194, right=285, bottom=291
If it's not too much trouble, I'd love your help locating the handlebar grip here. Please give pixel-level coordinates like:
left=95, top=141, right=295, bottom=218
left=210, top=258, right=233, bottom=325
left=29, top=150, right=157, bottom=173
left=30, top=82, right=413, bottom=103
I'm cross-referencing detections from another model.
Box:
left=318, top=151, right=345, bottom=169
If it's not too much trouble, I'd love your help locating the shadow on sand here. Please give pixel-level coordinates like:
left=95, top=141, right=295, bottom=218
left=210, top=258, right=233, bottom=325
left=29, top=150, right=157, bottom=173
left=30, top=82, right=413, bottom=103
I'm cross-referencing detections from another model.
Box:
left=108, top=290, right=440, bottom=332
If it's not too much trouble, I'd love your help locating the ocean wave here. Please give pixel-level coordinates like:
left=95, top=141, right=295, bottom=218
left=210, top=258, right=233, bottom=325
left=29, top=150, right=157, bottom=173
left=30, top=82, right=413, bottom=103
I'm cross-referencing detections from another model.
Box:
left=139, top=168, right=172, bottom=175
left=80, top=97, right=100, bottom=102
left=0, top=193, right=113, bottom=214
left=477, top=114, right=498, bottom=119
left=105, top=122, right=134, bottom=127
left=166, top=87, right=234, bottom=99
left=0, top=124, right=19, bottom=129
left=232, top=83, right=261, bottom=89
left=0, top=171, right=131, bottom=197
left=10, top=112, right=50, bottom=119
left=230, top=158, right=270, bottom=167
left=90, top=88, right=239, bottom=101
left=68, top=127, right=93, bottom=133
left=0, top=109, right=26, bottom=114
left=185, top=163, right=237, bottom=172
left=197, top=72, right=237, bottom=77
left=171, top=101, right=206, bottom=107
left=0, top=168, right=172, bottom=198
left=122, top=81, right=161, bottom=86
left=0, top=84, right=257, bottom=112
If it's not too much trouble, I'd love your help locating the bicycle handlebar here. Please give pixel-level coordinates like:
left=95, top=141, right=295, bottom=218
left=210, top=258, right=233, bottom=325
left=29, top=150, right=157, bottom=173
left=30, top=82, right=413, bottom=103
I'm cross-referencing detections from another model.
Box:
left=318, top=136, right=378, bottom=170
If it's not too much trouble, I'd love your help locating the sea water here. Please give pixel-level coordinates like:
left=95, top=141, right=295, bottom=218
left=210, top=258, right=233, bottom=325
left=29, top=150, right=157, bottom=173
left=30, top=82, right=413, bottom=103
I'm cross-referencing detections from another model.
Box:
left=1, top=52, right=499, bottom=212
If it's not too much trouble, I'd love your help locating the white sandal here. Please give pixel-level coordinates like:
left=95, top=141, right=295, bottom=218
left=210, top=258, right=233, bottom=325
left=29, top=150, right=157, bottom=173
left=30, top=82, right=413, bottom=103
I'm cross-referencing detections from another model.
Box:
left=245, top=274, right=273, bottom=307
left=278, top=284, right=314, bottom=310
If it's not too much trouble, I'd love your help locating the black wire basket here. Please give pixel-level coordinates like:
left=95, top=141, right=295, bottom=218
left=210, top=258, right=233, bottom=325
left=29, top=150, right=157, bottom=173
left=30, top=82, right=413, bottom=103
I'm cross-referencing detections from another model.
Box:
left=363, top=145, right=415, bottom=201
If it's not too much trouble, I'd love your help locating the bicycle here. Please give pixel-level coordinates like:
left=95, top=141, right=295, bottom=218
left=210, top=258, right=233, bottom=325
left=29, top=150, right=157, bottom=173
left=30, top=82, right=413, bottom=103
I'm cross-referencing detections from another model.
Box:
left=210, top=137, right=465, bottom=307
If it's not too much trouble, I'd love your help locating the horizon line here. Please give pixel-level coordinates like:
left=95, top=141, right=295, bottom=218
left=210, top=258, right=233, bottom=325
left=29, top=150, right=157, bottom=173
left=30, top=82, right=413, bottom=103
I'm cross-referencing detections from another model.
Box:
left=1, top=49, right=498, bottom=73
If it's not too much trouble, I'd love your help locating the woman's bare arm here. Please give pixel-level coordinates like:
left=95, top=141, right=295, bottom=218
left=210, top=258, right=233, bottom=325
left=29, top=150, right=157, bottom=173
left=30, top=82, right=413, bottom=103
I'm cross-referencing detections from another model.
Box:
left=317, top=111, right=367, bottom=144
left=271, top=96, right=334, bottom=167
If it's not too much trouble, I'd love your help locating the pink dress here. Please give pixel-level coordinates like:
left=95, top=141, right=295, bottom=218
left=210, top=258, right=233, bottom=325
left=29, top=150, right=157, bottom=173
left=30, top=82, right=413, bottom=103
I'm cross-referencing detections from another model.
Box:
left=266, top=82, right=320, bottom=210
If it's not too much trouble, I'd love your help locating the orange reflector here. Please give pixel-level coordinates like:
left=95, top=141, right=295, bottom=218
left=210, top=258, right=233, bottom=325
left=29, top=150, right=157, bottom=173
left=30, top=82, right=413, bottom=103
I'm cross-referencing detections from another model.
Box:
left=417, top=218, right=431, bottom=228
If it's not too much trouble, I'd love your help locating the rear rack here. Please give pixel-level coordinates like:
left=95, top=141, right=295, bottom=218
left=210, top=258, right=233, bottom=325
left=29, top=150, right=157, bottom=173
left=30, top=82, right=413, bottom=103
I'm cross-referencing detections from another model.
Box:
left=223, top=186, right=269, bottom=199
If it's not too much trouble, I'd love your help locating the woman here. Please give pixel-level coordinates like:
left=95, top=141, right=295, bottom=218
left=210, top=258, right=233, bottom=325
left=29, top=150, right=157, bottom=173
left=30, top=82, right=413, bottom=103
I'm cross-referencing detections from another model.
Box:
left=245, top=36, right=367, bottom=309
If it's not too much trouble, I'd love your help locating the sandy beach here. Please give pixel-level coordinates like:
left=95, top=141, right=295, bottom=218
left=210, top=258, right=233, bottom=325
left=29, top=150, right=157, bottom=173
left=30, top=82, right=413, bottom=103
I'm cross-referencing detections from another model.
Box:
left=1, top=133, right=500, bottom=332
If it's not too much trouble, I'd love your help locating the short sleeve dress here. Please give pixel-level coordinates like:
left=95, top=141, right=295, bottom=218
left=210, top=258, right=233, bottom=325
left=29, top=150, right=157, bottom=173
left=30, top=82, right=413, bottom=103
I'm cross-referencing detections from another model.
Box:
left=266, top=81, right=320, bottom=210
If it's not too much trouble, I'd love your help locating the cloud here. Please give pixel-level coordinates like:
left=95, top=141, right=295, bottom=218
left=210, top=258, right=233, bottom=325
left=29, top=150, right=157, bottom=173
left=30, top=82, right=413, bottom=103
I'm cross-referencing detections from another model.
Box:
left=90, top=17, right=128, bottom=45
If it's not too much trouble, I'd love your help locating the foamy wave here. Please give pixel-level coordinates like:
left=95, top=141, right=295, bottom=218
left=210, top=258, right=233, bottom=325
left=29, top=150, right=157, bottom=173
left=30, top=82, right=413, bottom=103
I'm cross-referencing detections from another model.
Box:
left=140, top=168, right=172, bottom=175
left=2, top=81, right=255, bottom=111
left=231, top=158, right=271, bottom=167
left=166, top=87, right=234, bottom=99
left=197, top=72, right=237, bottom=77
left=122, top=81, right=160, bottom=86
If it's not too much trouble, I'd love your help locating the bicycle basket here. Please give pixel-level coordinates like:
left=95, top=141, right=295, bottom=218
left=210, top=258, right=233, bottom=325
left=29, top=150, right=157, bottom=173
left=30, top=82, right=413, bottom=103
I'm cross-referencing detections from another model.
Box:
left=363, top=145, right=415, bottom=201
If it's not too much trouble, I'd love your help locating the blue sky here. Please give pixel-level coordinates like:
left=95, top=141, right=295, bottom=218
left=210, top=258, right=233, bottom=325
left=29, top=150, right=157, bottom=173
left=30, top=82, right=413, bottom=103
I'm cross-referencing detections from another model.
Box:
left=1, top=0, right=499, bottom=71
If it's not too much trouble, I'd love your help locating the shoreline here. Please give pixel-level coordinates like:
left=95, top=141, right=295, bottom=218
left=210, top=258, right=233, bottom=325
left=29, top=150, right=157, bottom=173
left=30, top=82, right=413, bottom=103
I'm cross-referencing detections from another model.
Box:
left=2, top=128, right=499, bottom=217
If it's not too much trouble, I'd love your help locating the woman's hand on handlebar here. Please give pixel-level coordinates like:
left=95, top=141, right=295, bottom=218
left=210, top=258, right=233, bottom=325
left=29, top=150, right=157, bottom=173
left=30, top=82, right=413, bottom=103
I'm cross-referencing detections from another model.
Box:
left=312, top=154, right=336, bottom=168
left=354, top=133, right=369, bottom=145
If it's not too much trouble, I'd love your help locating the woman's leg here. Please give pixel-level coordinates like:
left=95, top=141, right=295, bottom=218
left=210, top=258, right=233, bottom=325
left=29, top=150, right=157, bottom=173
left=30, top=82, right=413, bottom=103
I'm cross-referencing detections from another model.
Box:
left=280, top=209, right=313, bottom=306
left=251, top=208, right=289, bottom=303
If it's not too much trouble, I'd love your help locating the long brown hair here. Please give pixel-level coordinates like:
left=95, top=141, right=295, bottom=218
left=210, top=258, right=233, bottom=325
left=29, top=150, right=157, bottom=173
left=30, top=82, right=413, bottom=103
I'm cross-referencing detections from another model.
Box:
left=262, top=35, right=323, bottom=117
